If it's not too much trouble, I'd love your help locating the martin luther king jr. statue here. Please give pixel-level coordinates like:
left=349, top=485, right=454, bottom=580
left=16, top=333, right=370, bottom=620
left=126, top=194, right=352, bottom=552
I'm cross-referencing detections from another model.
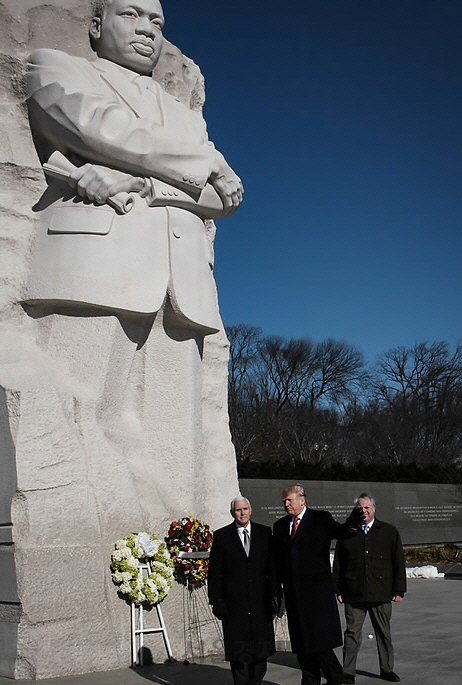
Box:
left=24, top=0, right=243, bottom=514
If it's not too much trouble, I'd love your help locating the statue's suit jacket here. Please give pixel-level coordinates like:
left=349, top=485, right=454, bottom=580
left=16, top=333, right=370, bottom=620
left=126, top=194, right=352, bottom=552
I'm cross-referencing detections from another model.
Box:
left=26, top=48, right=226, bottom=333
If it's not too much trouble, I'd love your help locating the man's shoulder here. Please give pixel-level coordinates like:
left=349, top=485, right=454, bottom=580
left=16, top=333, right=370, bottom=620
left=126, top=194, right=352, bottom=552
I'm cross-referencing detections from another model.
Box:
left=374, top=518, right=400, bottom=535
left=273, top=515, right=290, bottom=529
left=213, top=522, right=235, bottom=537
left=27, top=49, right=96, bottom=91
left=305, top=507, right=335, bottom=524
left=308, top=507, right=329, bottom=518
left=29, top=48, right=89, bottom=69
left=251, top=521, right=272, bottom=535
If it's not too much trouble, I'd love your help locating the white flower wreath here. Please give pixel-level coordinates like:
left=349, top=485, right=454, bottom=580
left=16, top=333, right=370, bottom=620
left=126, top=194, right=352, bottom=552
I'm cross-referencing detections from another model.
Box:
left=111, top=532, right=174, bottom=606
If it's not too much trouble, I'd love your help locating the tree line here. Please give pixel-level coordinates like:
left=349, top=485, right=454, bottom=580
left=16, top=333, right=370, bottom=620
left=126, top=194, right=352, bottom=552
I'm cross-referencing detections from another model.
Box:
left=226, top=324, right=462, bottom=483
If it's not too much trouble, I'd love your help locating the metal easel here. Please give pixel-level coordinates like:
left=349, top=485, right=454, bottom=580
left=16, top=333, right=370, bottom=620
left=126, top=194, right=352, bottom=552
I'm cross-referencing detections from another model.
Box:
left=130, top=561, right=174, bottom=666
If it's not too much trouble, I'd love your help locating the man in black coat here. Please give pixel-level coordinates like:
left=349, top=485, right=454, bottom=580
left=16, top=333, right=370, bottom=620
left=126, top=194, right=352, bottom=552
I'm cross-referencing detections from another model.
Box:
left=273, top=484, right=364, bottom=685
left=333, top=493, right=406, bottom=684
left=208, top=497, right=276, bottom=685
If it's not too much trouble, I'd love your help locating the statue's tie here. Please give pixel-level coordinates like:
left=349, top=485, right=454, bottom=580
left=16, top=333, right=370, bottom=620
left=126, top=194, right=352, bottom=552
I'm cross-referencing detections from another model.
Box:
left=291, top=516, right=300, bottom=539
left=243, top=528, right=250, bottom=556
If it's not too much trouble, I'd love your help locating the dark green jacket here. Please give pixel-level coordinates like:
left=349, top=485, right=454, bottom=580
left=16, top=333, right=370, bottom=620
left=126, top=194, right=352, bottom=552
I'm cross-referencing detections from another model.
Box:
left=333, top=518, right=406, bottom=604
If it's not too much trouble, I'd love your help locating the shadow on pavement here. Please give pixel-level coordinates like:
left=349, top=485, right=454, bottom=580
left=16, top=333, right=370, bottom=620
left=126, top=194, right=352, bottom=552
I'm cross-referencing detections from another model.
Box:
left=356, top=669, right=381, bottom=680
left=132, top=660, right=280, bottom=684
left=268, top=651, right=299, bottom=669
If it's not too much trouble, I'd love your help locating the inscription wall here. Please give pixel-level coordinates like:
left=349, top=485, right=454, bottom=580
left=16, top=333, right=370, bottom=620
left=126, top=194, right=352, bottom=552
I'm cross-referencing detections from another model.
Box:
left=239, top=479, right=462, bottom=546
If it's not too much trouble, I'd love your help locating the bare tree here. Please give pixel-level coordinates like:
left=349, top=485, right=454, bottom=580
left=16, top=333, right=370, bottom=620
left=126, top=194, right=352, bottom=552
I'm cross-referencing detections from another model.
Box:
left=369, top=341, right=462, bottom=465
left=226, top=324, right=262, bottom=406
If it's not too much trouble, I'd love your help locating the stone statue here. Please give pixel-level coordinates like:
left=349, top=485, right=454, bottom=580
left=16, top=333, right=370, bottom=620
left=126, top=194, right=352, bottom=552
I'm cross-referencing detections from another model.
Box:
left=25, top=0, right=242, bottom=434
left=23, top=0, right=243, bottom=506
left=0, top=0, right=242, bottom=676
left=26, top=0, right=242, bottom=320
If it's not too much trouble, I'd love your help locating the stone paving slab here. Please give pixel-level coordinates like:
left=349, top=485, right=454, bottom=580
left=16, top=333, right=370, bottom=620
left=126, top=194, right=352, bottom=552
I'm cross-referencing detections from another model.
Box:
left=1, top=578, right=461, bottom=684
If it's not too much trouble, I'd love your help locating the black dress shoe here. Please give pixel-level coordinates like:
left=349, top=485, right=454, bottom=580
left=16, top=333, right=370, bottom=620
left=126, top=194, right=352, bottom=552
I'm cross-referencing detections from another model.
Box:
left=380, top=672, right=400, bottom=682
left=341, top=675, right=355, bottom=684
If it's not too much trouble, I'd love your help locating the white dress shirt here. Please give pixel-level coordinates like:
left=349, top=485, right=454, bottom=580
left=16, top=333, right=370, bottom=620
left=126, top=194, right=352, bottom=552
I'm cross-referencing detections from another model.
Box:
left=236, top=521, right=252, bottom=551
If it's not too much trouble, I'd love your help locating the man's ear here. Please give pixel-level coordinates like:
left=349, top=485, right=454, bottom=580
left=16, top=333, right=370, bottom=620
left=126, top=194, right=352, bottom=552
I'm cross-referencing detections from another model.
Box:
left=89, top=16, right=102, bottom=42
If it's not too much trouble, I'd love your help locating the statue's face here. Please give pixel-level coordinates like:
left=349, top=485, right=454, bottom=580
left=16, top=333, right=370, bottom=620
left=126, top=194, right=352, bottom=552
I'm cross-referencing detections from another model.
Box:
left=91, top=0, right=164, bottom=75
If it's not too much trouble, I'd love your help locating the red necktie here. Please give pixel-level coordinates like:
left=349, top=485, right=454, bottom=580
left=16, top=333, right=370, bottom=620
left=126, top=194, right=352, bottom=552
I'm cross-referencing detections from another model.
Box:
left=291, top=516, right=300, bottom=539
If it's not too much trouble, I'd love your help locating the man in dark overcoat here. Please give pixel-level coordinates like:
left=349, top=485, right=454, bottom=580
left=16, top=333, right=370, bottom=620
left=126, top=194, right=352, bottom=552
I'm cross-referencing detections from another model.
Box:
left=273, top=484, right=364, bottom=685
left=333, top=493, right=406, bottom=684
left=208, top=496, right=276, bottom=685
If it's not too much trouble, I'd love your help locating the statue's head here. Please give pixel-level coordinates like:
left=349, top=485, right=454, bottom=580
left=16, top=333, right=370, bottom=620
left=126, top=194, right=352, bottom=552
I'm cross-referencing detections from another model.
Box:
left=89, top=0, right=164, bottom=75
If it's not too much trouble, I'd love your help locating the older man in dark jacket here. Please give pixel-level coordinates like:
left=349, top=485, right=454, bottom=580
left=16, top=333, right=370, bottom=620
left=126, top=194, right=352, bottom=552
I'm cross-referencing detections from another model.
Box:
left=333, top=493, right=406, bottom=684
left=208, top=497, right=276, bottom=685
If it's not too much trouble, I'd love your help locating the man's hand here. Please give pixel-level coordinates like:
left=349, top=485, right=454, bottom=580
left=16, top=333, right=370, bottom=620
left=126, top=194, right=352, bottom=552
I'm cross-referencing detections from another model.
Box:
left=69, top=164, right=145, bottom=205
left=337, top=594, right=344, bottom=604
left=209, top=154, right=243, bottom=216
left=392, top=595, right=404, bottom=602
left=347, top=506, right=366, bottom=531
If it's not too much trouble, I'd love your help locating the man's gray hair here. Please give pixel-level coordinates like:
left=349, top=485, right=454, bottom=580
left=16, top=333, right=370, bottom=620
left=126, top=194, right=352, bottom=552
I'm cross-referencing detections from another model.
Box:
left=354, top=492, right=376, bottom=505
left=282, top=484, right=306, bottom=500
left=230, top=496, right=251, bottom=514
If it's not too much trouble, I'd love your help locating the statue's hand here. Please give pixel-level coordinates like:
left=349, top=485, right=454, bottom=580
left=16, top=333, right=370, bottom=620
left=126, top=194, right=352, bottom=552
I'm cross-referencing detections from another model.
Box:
left=68, top=164, right=145, bottom=205
left=209, top=155, right=243, bottom=216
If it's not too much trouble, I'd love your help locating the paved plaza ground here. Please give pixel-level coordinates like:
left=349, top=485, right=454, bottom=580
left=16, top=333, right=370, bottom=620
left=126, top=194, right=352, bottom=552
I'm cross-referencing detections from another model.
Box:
left=1, top=577, right=460, bottom=685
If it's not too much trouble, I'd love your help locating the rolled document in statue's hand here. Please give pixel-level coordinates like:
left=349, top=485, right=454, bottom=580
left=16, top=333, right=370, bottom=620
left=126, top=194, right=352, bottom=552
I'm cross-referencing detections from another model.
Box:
left=43, top=151, right=134, bottom=214
left=145, top=176, right=225, bottom=219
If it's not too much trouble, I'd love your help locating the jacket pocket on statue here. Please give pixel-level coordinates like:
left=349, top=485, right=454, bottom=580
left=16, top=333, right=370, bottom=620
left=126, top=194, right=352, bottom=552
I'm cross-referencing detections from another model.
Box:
left=48, top=204, right=114, bottom=235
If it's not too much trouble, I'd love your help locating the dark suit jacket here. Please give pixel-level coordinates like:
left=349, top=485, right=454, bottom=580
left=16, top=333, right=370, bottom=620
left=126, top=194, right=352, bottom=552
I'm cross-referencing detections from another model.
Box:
left=208, top=521, right=276, bottom=662
left=333, top=518, right=406, bottom=604
left=273, top=508, right=353, bottom=655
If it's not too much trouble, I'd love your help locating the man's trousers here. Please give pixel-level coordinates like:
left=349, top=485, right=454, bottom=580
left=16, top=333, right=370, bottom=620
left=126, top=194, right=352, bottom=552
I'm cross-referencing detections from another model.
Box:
left=230, top=658, right=267, bottom=685
left=298, top=649, right=343, bottom=685
left=342, top=602, right=394, bottom=676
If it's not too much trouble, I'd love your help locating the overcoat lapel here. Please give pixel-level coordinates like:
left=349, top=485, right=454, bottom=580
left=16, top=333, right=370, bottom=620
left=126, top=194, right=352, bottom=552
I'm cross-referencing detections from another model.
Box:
left=91, top=59, right=164, bottom=123
left=248, top=523, right=262, bottom=559
left=292, top=509, right=314, bottom=544
left=228, top=523, right=247, bottom=559
left=92, top=59, right=205, bottom=140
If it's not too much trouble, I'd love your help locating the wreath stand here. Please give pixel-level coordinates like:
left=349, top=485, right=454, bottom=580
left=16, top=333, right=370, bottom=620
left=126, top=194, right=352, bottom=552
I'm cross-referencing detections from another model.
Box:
left=130, top=561, right=174, bottom=666
left=182, top=583, right=224, bottom=660
left=178, top=551, right=224, bottom=661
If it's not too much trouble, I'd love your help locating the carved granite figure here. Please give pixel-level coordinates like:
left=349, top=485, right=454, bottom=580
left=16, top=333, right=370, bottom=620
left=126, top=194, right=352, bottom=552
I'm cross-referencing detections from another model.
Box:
left=25, top=0, right=243, bottom=452
left=0, top=1, right=241, bottom=677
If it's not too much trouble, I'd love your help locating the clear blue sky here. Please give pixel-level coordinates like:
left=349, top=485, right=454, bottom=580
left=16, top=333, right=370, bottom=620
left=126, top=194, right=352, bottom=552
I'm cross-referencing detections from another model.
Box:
left=164, top=0, right=462, bottom=364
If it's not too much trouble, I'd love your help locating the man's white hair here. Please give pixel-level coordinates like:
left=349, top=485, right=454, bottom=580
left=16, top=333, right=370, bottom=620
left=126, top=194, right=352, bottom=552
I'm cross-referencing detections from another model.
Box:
left=354, top=492, right=376, bottom=505
left=230, top=496, right=251, bottom=514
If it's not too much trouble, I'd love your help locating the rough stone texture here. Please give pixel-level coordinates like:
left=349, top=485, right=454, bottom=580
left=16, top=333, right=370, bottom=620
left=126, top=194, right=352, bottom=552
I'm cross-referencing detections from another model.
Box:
left=0, top=1, right=238, bottom=679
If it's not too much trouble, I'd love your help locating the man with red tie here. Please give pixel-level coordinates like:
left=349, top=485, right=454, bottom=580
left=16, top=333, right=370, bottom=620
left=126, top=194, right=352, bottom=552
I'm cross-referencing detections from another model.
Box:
left=273, top=484, right=364, bottom=685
